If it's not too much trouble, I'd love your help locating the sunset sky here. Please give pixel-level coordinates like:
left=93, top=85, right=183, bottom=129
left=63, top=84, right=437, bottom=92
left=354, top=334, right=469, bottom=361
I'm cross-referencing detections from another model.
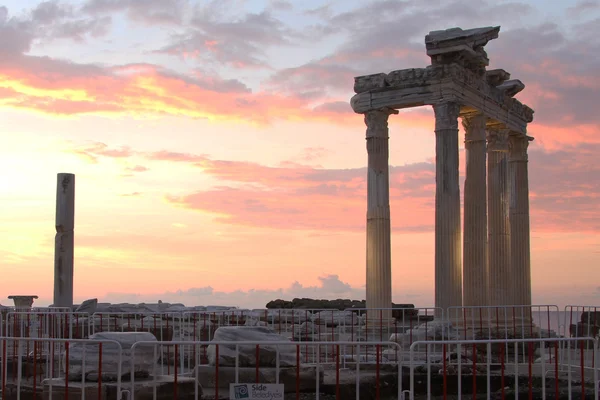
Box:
left=0, top=0, right=599, bottom=309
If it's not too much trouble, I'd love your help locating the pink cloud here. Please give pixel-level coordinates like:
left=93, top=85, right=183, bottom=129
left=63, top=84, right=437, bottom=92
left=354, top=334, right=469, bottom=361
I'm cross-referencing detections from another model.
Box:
left=69, top=141, right=600, bottom=234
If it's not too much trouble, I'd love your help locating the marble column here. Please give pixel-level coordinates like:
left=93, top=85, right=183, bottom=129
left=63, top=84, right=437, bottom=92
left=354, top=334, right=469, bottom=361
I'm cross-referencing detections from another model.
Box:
left=54, top=173, right=75, bottom=308
left=487, top=129, right=511, bottom=307
left=365, top=108, right=397, bottom=321
left=462, top=114, right=489, bottom=308
left=433, top=102, right=463, bottom=319
left=509, top=135, right=533, bottom=308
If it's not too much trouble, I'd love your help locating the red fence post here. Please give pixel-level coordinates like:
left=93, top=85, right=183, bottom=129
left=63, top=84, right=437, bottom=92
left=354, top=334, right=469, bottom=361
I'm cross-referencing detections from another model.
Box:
left=33, top=340, right=38, bottom=399
left=580, top=341, right=585, bottom=400
left=554, top=341, right=559, bottom=399
left=336, top=344, right=340, bottom=400
left=2, top=339, right=6, bottom=400
left=215, top=345, right=219, bottom=400
left=442, top=344, right=447, bottom=400
left=376, top=344, right=381, bottom=400
left=174, top=344, right=179, bottom=400
left=296, top=344, right=300, bottom=400
left=65, top=341, right=70, bottom=400
left=500, top=343, right=505, bottom=400
left=528, top=342, right=533, bottom=400
left=98, top=342, right=103, bottom=400
left=255, top=345, right=260, bottom=383
left=472, top=343, right=477, bottom=400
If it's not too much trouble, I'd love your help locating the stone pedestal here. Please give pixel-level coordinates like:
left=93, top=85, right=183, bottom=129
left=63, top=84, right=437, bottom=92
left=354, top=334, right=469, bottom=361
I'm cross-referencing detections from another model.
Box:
left=364, top=109, right=398, bottom=320
left=8, top=295, right=38, bottom=309
left=509, top=135, right=533, bottom=307
left=433, top=102, right=463, bottom=318
left=487, top=129, right=511, bottom=306
left=54, top=173, right=75, bottom=308
left=462, top=114, right=489, bottom=308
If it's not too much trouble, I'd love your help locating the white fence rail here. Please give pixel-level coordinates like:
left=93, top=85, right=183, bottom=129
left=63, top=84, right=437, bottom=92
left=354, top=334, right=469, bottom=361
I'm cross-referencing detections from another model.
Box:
left=408, top=336, right=599, bottom=400
left=0, top=337, right=123, bottom=400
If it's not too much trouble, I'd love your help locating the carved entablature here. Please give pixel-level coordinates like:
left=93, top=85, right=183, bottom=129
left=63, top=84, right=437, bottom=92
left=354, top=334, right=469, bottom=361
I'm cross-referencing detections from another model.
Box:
left=353, top=73, right=387, bottom=94
left=350, top=26, right=535, bottom=135
left=497, top=79, right=525, bottom=97
left=352, top=63, right=534, bottom=125
left=425, top=26, right=500, bottom=75
left=485, top=69, right=511, bottom=86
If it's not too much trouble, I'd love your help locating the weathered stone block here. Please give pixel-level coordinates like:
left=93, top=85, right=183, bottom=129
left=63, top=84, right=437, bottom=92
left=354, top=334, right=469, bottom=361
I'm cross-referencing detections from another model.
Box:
left=207, top=326, right=296, bottom=367
left=63, top=332, right=159, bottom=381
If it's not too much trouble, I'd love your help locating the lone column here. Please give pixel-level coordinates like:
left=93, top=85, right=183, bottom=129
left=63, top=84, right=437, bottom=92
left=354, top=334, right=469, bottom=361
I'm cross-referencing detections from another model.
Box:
left=365, top=108, right=397, bottom=320
left=433, top=102, right=463, bottom=319
left=462, top=114, right=489, bottom=309
left=487, top=129, right=511, bottom=307
left=509, top=135, right=533, bottom=309
left=54, top=173, right=75, bottom=308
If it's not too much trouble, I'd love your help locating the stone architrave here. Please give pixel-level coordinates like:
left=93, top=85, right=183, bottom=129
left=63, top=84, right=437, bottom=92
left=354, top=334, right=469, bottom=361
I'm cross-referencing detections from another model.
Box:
left=433, top=102, right=463, bottom=318
left=54, top=173, right=75, bottom=308
left=462, top=114, right=489, bottom=309
left=509, top=135, right=533, bottom=308
left=487, top=129, right=511, bottom=307
left=364, top=108, right=398, bottom=320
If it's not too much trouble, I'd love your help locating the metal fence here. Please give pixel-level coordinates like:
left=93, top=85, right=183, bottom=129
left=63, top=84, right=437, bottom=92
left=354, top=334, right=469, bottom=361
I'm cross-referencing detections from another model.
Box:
left=1, top=305, right=599, bottom=399
left=3, top=310, right=92, bottom=339
left=565, top=305, right=600, bottom=339
left=0, top=336, right=123, bottom=400
left=446, top=305, right=561, bottom=340
left=408, top=336, right=599, bottom=400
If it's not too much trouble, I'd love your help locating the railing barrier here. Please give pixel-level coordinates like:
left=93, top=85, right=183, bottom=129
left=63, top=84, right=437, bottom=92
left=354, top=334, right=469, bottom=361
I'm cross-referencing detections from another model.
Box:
left=408, top=336, right=599, bottom=400
left=0, top=336, right=123, bottom=400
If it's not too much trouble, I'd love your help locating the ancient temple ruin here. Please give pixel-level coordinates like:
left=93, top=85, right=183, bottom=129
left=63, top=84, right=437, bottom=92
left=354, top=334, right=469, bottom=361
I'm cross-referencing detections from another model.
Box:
left=350, top=26, right=534, bottom=319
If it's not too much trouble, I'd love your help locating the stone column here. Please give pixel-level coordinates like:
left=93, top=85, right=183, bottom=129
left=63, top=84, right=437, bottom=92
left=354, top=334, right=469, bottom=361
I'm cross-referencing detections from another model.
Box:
left=433, top=102, right=463, bottom=319
left=54, top=173, right=75, bottom=308
left=365, top=108, right=397, bottom=321
left=487, top=129, right=511, bottom=307
left=462, top=114, right=489, bottom=309
left=509, top=135, right=533, bottom=308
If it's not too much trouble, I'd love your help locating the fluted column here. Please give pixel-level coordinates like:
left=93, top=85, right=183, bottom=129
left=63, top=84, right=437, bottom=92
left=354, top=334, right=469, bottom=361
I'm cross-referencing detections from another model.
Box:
left=462, top=114, right=489, bottom=308
left=487, top=129, right=511, bottom=307
left=365, top=108, right=397, bottom=320
left=54, top=173, right=75, bottom=308
left=509, top=135, right=533, bottom=308
left=433, top=102, right=463, bottom=319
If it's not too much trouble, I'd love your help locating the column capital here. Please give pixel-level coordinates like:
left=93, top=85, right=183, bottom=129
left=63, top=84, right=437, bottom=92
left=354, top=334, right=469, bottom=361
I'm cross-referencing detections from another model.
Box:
left=487, top=128, right=510, bottom=152
left=364, top=108, right=398, bottom=139
left=462, top=113, right=487, bottom=142
left=434, top=102, right=461, bottom=130
left=508, top=134, right=533, bottom=162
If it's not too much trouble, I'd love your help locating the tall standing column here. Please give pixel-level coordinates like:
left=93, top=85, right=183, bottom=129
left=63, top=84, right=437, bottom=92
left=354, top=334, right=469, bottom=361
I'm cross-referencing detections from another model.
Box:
left=365, top=108, right=397, bottom=320
left=462, top=114, right=489, bottom=309
left=54, top=173, right=75, bottom=308
left=487, top=129, right=511, bottom=307
left=433, top=102, right=463, bottom=319
left=509, top=135, right=533, bottom=308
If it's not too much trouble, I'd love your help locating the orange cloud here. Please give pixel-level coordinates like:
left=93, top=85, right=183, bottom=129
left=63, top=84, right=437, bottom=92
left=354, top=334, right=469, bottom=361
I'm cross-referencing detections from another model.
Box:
left=0, top=55, right=358, bottom=125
